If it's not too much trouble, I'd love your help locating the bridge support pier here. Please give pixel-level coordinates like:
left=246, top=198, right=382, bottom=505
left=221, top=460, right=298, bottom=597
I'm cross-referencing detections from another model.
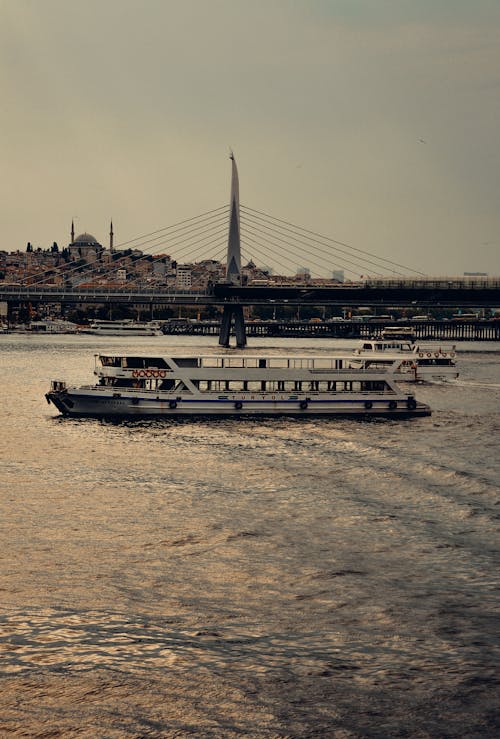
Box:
left=219, top=304, right=247, bottom=348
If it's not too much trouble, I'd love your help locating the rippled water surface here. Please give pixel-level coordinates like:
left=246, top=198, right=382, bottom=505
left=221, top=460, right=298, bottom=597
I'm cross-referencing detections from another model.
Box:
left=0, top=335, right=499, bottom=737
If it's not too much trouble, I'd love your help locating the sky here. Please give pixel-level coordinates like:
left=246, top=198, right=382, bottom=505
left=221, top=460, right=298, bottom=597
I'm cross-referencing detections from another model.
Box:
left=1, top=0, right=499, bottom=277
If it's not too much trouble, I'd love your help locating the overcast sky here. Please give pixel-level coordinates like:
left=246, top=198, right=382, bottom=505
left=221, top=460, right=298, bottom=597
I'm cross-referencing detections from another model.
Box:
left=1, top=0, right=499, bottom=276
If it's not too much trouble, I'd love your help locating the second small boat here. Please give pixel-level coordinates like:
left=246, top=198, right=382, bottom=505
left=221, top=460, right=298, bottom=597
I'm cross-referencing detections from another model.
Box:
left=349, top=338, right=459, bottom=382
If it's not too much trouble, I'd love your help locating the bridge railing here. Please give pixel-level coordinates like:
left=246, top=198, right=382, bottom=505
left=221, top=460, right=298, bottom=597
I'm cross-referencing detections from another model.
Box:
left=0, top=285, right=212, bottom=298
left=363, top=278, right=500, bottom=289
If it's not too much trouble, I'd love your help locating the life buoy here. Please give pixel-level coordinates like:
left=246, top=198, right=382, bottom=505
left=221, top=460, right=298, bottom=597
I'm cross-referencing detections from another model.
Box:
left=434, top=352, right=439, bottom=358
left=364, top=400, right=373, bottom=410
left=407, top=398, right=417, bottom=410
left=234, top=401, right=243, bottom=410
left=388, top=400, right=397, bottom=409
left=442, top=352, right=447, bottom=357
left=418, top=352, right=424, bottom=357
left=169, top=400, right=177, bottom=409
left=426, top=352, right=431, bottom=357
left=450, top=352, right=455, bottom=358
left=300, top=400, right=308, bottom=410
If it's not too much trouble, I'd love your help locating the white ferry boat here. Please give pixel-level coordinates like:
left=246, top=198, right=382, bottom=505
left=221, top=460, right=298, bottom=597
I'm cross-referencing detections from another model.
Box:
left=29, top=319, right=79, bottom=334
left=82, top=320, right=164, bottom=336
left=349, top=339, right=459, bottom=382
left=46, top=353, right=431, bottom=418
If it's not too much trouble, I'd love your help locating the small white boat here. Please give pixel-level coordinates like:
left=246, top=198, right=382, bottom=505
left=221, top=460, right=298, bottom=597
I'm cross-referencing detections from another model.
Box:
left=29, top=319, right=79, bottom=334
left=81, top=320, right=164, bottom=336
left=380, top=326, right=416, bottom=341
left=46, top=352, right=431, bottom=418
left=350, top=339, right=459, bottom=382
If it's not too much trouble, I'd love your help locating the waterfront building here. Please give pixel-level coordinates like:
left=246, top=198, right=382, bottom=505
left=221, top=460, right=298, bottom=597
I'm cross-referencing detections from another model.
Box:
left=176, top=265, right=192, bottom=289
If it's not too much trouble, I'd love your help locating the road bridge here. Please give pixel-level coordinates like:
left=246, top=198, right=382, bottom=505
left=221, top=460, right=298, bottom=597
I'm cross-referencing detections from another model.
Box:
left=1, top=278, right=499, bottom=309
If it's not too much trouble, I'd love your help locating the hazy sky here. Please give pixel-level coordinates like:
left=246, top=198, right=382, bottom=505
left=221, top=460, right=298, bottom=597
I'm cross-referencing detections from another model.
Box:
left=1, top=0, right=499, bottom=276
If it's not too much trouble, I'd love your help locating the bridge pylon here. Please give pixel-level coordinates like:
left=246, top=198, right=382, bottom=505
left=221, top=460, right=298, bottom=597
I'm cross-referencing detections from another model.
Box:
left=219, top=153, right=247, bottom=348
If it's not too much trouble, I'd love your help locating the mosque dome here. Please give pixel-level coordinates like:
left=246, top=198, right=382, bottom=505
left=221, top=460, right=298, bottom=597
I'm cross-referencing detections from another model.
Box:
left=73, top=233, right=100, bottom=246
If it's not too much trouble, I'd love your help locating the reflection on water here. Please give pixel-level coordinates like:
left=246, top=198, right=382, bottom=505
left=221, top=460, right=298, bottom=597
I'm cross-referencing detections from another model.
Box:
left=0, top=335, right=499, bottom=736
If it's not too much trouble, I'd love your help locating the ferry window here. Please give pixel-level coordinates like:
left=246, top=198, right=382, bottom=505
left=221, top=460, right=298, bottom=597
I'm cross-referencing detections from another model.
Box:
left=363, top=343, right=372, bottom=350
left=314, top=359, right=331, bottom=369
left=203, top=357, right=219, bottom=368
left=231, top=381, right=247, bottom=391
left=246, top=381, right=262, bottom=392
left=114, top=378, right=134, bottom=387
left=159, top=379, right=175, bottom=390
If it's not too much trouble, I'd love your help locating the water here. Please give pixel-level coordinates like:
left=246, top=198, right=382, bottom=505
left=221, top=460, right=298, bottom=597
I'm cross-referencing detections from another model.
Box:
left=0, top=334, right=499, bottom=737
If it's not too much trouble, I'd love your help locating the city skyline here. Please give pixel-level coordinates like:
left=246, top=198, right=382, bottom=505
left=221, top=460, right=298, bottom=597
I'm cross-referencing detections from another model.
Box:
left=1, top=0, right=499, bottom=276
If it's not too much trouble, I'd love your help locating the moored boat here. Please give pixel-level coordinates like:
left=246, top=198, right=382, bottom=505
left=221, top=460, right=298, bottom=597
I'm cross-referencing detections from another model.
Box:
left=29, top=319, right=79, bottom=334
left=380, top=326, right=416, bottom=341
left=46, top=352, right=431, bottom=418
left=81, top=320, right=164, bottom=336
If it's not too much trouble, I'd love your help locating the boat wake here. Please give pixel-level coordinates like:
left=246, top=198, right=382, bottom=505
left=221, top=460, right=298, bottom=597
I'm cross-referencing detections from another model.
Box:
left=448, top=379, right=500, bottom=389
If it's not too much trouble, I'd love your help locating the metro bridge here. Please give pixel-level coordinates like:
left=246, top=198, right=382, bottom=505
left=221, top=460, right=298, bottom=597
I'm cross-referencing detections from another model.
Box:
left=2, top=155, right=499, bottom=345
left=2, top=278, right=499, bottom=309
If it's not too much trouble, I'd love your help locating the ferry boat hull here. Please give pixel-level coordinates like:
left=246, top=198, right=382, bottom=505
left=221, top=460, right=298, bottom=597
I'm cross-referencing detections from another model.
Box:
left=46, top=387, right=430, bottom=418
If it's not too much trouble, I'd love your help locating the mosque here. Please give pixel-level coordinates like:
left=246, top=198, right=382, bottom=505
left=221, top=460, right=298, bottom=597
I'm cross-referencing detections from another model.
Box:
left=68, top=220, right=114, bottom=262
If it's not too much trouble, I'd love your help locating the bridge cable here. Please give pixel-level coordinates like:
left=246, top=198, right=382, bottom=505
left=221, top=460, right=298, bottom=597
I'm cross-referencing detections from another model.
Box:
left=241, top=204, right=426, bottom=276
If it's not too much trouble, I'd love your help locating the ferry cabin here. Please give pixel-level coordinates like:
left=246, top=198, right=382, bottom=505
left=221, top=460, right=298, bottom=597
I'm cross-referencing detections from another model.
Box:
left=98, top=354, right=393, bottom=396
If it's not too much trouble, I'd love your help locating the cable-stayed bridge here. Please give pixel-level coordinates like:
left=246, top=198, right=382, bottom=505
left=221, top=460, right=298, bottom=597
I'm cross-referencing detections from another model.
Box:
left=2, top=157, right=499, bottom=344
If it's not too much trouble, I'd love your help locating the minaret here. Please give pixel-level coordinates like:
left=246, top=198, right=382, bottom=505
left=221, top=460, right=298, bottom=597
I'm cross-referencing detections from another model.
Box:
left=109, top=220, right=114, bottom=253
left=71, top=220, right=75, bottom=244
